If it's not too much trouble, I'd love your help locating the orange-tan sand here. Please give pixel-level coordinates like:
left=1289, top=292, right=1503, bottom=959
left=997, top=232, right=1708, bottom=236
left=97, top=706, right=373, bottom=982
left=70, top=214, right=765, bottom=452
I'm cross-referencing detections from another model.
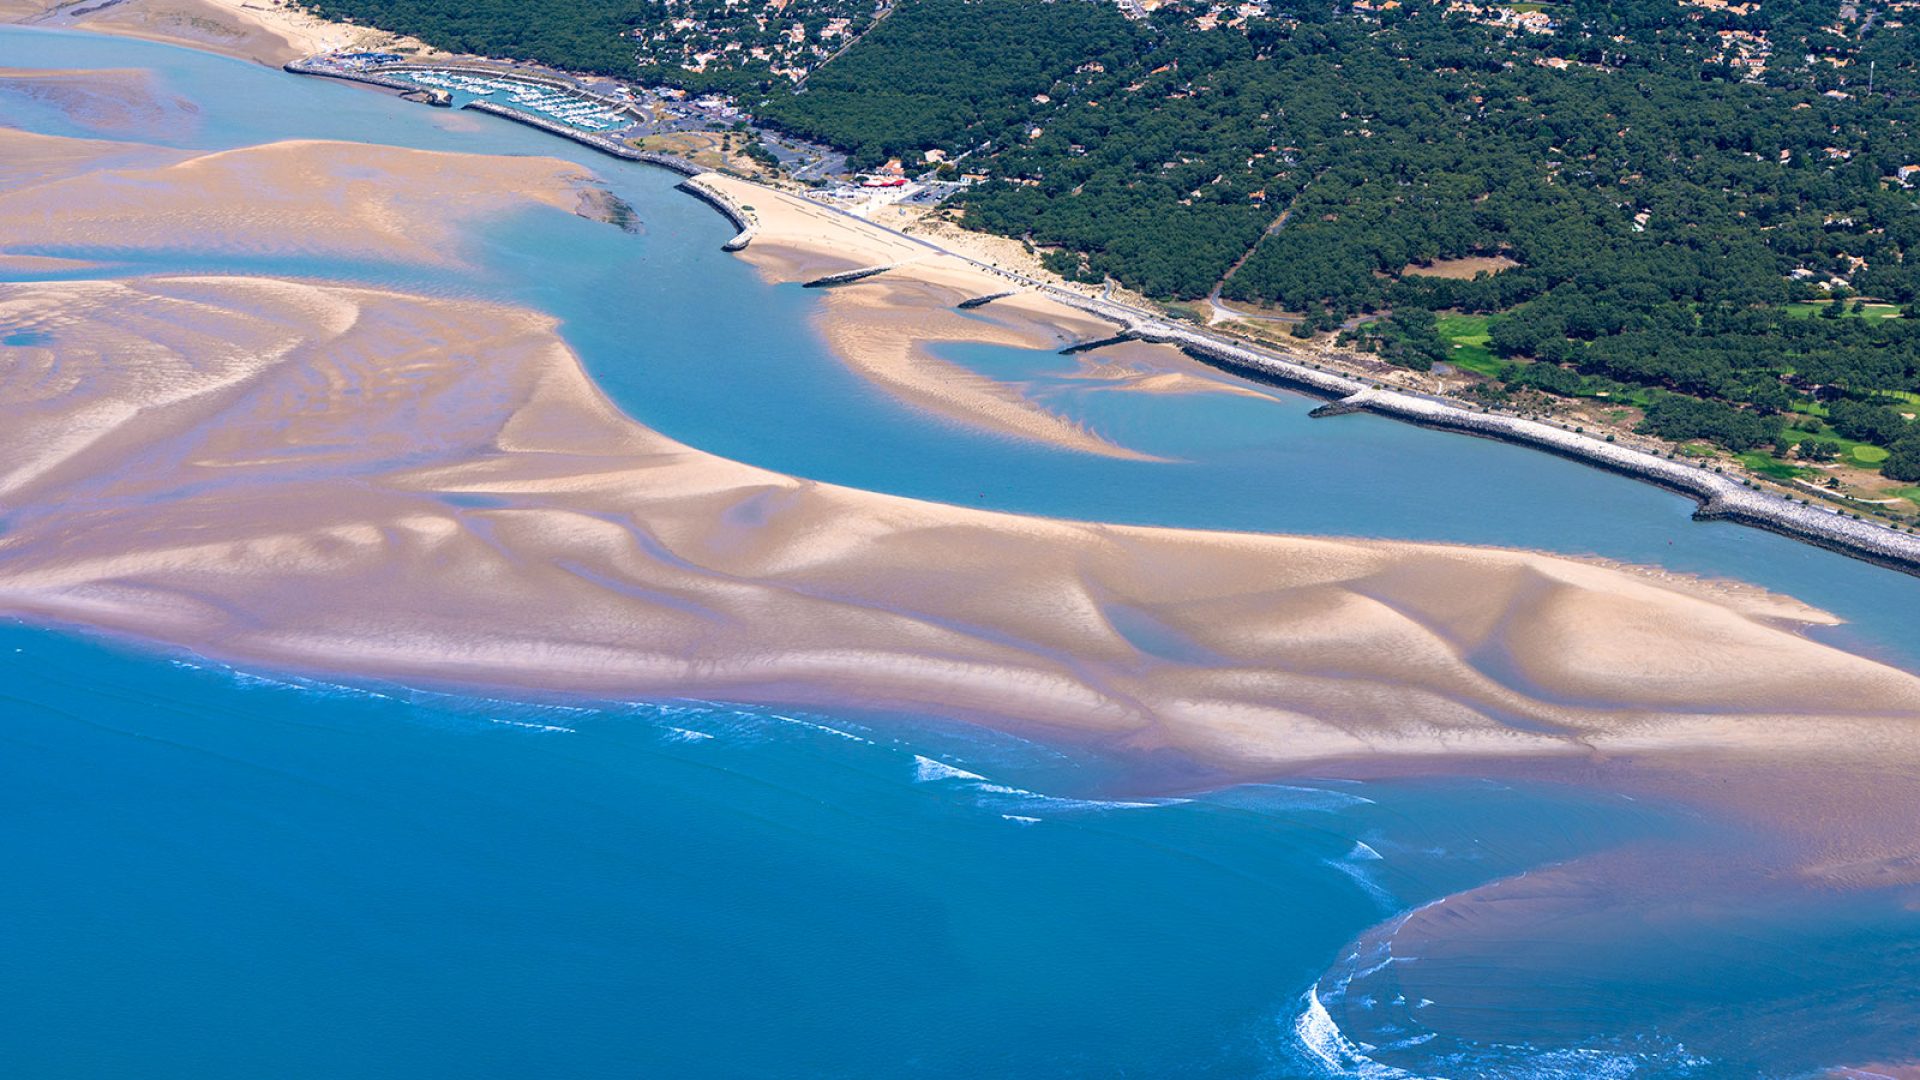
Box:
left=0, top=125, right=185, bottom=189
left=4, top=271, right=1917, bottom=777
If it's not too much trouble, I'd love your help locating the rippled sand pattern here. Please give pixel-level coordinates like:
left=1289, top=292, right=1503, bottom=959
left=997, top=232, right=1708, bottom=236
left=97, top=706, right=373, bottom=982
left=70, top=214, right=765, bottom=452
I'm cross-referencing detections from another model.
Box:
left=4, top=270, right=1919, bottom=777
left=0, top=134, right=596, bottom=268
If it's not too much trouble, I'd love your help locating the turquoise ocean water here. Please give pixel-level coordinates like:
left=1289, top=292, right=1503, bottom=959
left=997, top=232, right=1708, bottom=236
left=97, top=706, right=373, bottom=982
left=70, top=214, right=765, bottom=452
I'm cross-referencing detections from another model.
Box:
left=3, top=29, right=1919, bottom=1076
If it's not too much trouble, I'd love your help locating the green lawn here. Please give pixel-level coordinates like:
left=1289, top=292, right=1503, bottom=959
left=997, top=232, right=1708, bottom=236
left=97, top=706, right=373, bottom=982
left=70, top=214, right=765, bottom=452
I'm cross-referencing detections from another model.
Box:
left=1783, top=301, right=1905, bottom=322
left=1434, top=313, right=1503, bottom=377
left=1890, top=486, right=1920, bottom=507
left=1780, top=425, right=1892, bottom=468
left=1737, top=452, right=1813, bottom=481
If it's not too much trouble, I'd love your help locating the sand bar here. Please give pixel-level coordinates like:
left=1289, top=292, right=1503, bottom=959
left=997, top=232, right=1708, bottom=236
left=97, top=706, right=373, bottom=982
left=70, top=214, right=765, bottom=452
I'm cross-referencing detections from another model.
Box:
left=4, top=121, right=1920, bottom=889
left=0, top=133, right=607, bottom=269
left=4, top=270, right=1918, bottom=780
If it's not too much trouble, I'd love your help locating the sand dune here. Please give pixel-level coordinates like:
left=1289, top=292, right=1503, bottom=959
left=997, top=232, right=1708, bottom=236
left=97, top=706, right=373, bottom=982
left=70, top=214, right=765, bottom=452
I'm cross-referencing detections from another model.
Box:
left=3, top=272, right=1917, bottom=776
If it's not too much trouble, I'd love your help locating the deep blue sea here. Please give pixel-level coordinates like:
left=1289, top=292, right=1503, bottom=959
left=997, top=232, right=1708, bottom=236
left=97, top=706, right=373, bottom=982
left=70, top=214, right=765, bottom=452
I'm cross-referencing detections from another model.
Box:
left=3, top=28, right=1919, bottom=1077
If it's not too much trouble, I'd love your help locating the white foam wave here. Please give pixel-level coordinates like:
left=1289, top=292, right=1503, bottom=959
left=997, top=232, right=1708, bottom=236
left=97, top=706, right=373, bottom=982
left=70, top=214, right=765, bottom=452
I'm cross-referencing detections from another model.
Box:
left=913, top=754, right=987, bottom=783
left=1214, top=782, right=1377, bottom=813
left=976, top=781, right=1166, bottom=812
left=911, top=757, right=1180, bottom=814
left=768, top=713, right=873, bottom=744
left=664, top=726, right=715, bottom=742
left=483, top=715, right=576, bottom=734
left=1000, top=814, right=1041, bottom=825
left=1293, top=987, right=1422, bottom=1080
left=1330, top=857, right=1395, bottom=910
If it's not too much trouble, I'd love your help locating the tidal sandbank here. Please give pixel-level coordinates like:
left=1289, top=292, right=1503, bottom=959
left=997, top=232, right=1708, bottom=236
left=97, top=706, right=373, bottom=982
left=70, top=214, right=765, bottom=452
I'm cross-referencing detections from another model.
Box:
left=0, top=132, right=618, bottom=269
left=3, top=122, right=1920, bottom=893
left=5, top=271, right=1917, bottom=781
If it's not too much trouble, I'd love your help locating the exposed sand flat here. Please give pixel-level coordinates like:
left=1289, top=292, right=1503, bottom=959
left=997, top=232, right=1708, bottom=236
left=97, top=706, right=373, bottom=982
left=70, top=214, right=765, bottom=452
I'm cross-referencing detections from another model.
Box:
left=0, top=136, right=602, bottom=268
left=0, top=64, right=200, bottom=139
left=700, top=175, right=1196, bottom=459
left=3, top=273, right=1917, bottom=777
left=0, top=125, right=186, bottom=188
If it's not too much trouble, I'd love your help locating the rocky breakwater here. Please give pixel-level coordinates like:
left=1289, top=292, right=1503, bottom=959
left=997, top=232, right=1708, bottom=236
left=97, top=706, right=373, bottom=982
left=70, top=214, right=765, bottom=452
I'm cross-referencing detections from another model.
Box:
left=1130, top=322, right=1367, bottom=399
left=283, top=57, right=419, bottom=95
left=459, top=100, right=644, bottom=159
left=675, top=175, right=757, bottom=250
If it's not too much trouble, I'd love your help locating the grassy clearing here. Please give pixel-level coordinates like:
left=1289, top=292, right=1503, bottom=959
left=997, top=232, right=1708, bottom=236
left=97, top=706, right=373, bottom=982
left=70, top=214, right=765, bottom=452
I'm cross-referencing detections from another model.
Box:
left=1434, top=313, right=1503, bottom=376
left=1783, top=301, right=1905, bottom=321
left=1738, top=452, right=1813, bottom=481
left=1780, top=425, right=1893, bottom=468
left=1890, top=486, right=1920, bottom=507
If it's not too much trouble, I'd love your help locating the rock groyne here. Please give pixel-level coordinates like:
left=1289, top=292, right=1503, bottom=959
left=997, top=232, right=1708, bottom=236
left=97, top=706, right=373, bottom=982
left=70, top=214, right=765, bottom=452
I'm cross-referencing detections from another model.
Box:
left=957, top=291, right=1017, bottom=310
left=1059, top=332, right=1139, bottom=355
left=802, top=264, right=898, bottom=288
